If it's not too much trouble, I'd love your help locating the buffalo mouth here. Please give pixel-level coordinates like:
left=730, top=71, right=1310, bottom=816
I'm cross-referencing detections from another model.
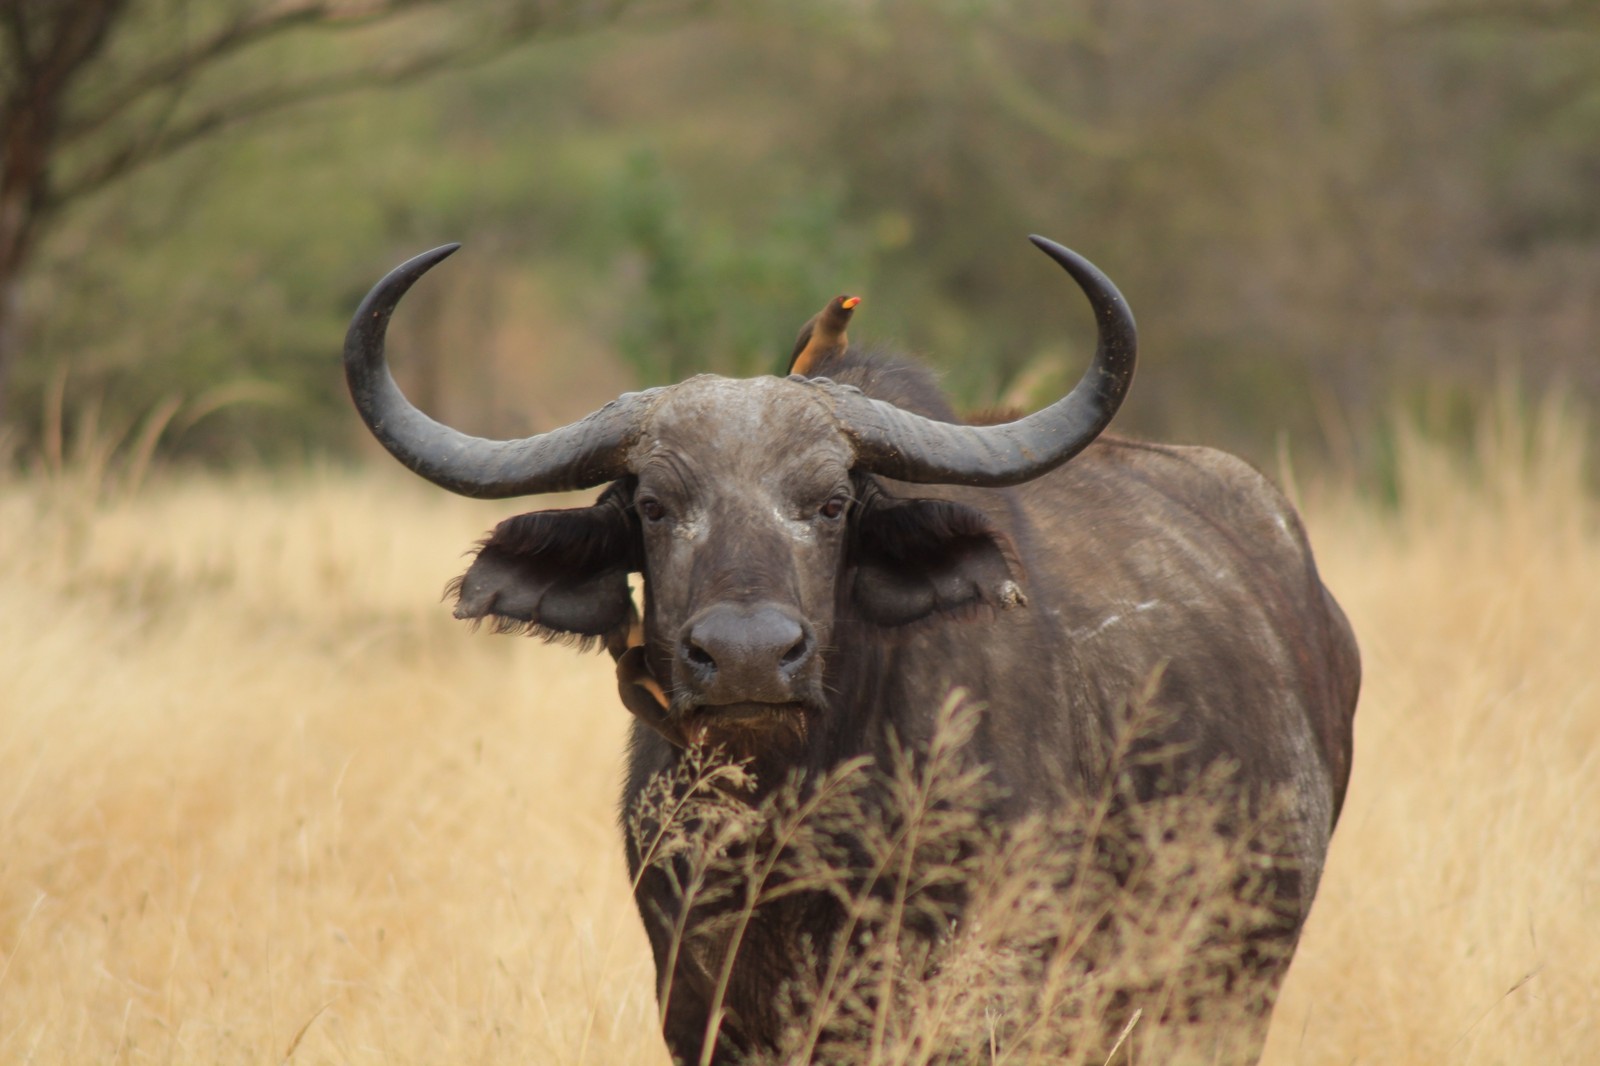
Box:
left=680, top=700, right=811, bottom=747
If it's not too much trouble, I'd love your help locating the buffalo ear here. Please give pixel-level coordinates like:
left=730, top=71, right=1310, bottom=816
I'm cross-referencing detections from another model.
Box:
left=848, top=492, right=1026, bottom=626
left=449, top=482, right=641, bottom=647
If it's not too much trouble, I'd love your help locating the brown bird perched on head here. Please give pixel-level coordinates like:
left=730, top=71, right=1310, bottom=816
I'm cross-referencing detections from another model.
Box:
left=787, top=294, right=861, bottom=376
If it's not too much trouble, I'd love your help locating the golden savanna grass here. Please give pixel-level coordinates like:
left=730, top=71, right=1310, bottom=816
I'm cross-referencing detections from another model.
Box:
left=2, top=396, right=1597, bottom=1063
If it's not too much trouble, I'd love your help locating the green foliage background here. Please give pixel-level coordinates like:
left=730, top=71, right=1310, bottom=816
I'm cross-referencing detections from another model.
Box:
left=9, top=0, right=1600, bottom=473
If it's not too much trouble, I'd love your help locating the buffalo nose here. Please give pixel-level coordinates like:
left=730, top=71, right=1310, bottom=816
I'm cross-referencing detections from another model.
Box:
left=679, top=604, right=815, bottom=703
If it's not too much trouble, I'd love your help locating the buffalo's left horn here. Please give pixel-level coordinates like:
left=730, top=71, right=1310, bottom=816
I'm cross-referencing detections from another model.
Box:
left=816, top=236, right=1136, bottom=487
left=345, top=244, right=658, bottom=498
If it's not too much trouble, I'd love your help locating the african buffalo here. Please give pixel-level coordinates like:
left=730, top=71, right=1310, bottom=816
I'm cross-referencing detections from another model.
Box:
left=344, top=237, right=1359, bottom=1064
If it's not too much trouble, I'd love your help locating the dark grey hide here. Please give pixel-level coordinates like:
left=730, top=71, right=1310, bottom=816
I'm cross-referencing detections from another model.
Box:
left=345, top=243, right=1359, bottom=1066
left=456, top=367, right=1357, bottom=1065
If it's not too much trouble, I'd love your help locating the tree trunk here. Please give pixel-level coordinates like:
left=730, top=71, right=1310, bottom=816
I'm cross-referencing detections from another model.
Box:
left=0, top=262, right=20, bottom=421
left=0, top=0, right=129, bottom=423
left=0, top=69, right=42, bottom=422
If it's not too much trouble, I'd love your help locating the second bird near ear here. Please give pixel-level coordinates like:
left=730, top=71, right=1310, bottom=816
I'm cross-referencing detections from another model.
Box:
left=788, top=294, right=861, bottom=376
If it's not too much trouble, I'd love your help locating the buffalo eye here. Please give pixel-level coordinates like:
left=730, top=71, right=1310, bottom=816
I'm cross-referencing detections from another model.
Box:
left=819, top=496, right=848, bottom=520
left=638, top=497, right=666, bottom=523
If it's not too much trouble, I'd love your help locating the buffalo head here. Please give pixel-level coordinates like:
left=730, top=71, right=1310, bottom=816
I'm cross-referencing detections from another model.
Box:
left=344, top=238, right=1135, bottom=754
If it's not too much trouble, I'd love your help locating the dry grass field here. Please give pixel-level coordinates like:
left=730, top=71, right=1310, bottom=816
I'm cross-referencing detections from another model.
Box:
left=2, top=397, right=1596, bottom=1063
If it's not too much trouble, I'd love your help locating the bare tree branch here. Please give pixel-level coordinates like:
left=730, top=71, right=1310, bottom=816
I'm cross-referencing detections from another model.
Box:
left=57, top=46, right=481, bottom=203
left=51, top=0, right=713, bottom=207
left=0, top=0, right=708, bottom=418
left=59, top=0, right=449, bottom=147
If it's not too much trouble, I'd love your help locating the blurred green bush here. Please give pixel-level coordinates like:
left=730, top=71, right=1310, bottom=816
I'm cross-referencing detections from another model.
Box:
left=6, top=0, right=1597, bottom=474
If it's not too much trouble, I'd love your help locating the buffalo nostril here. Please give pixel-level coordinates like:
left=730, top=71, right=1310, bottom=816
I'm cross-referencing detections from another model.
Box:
left=780, top=636, right=811, bottom=668
left=683, top=639, right=717, bottom=671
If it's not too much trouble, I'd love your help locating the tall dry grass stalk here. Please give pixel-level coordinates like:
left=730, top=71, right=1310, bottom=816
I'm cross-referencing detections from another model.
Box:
left=2, top=393, right=1596, bottom=1063
left=629, top=688, right=1299, bottom=1065
left=1258, top=392, right=1600, bottom=1065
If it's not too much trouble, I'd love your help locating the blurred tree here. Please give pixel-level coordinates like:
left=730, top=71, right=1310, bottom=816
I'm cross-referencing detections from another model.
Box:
left=6, top=0, right=1596, bottom=471
left=0, top=0, right=705, bottom=423
left=727, top=0, right=1600, bottom=456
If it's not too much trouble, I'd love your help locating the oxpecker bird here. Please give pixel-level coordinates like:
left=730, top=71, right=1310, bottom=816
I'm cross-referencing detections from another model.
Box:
left=787, top=294, right=861, bottom=376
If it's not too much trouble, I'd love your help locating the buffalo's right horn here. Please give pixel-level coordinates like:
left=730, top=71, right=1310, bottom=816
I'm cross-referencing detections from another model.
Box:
left=344, top=245, right=659, bottom=498
left=817, top=236, right=1136, bottom=487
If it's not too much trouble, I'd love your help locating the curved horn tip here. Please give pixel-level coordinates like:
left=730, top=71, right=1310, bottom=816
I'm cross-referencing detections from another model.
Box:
left=351, top=243, right=463, bottom=325
left=389, top=242, right=464, bottom=284
left=406, top=242, right=462, bottom=273
left=1027, top=234, right=1087, bottom=270
left=1026, top=235, right=1135, bottom=324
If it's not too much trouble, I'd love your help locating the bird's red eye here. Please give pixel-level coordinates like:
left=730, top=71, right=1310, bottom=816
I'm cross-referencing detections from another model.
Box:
left=638, top=498, right=666, bottom=522
left=819, top=496, right=847, bottom=520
